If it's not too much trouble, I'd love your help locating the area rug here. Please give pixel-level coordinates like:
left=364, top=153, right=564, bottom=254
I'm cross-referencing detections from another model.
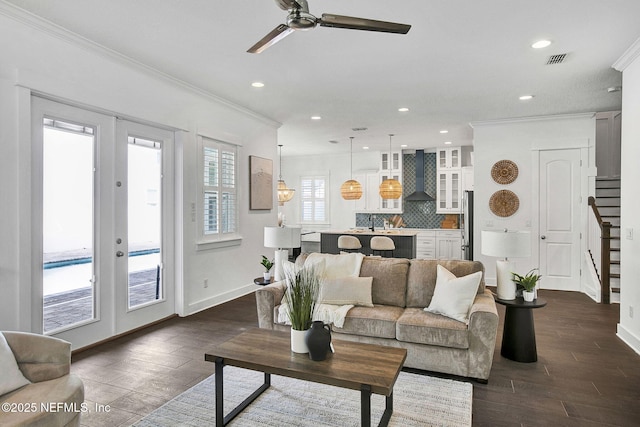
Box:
left=134, top=367, right=472, bottom=426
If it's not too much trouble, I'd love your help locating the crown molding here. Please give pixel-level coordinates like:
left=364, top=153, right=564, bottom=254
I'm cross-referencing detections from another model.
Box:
left=469, top=112, right=596, bottom=128
left=0, top=1, right=281, bottom=128
left=613, top=37, right=640, bottom=72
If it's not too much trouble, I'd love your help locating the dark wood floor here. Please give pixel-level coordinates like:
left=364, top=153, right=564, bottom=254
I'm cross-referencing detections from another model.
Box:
left=71, top=289, right=640, bottom=426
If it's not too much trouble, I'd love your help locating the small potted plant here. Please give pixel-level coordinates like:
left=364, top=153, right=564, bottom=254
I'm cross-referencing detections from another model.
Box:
left=511, top=268, right=542, bottom=302
left=283, top=266, right=321, bottom=353
left=260, top=255, right=274, bottom=281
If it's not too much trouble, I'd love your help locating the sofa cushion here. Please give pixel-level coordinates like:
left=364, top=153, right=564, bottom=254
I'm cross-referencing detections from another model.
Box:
left=337, top=305, right=405, bottom=339
left=359, top=257, right=409, bottom=307
left=304, top=252, right=364, bottom=279
left=396, top=308, right=470, bottom=349
left=424, top=265, right=482, bottom=323
left=406, top=259, right=485, bottom=308
left=0, top=333, right=30, bottom=396
left=319, top=276, right=374, bottom=307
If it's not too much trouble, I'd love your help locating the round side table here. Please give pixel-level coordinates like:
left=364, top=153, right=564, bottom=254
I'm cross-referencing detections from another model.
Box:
left=495, top=296, right=547, bottom=363
left=253, top=277, right=273, bottom=286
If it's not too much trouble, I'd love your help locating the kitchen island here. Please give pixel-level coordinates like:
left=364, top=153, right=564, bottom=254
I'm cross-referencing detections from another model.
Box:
left=320, top=229, right=418, bottom=258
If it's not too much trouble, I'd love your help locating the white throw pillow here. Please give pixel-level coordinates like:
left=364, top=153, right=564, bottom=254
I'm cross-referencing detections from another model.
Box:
left=0, top=333, right=30, bottom=395
left=424, top=265, right=482, bottom=324
left=319, top=276, right=374, bottom=307
left=304, top=252, right=364, bottom=280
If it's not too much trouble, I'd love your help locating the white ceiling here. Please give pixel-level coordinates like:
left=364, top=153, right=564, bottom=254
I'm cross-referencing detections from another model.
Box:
left=6, top=0, right=640, bottom=156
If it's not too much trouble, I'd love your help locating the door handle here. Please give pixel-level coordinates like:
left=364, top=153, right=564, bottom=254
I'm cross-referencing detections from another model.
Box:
left=541, top=235, right=546, bottom=240
left=116, top=251, right=125, bottom=257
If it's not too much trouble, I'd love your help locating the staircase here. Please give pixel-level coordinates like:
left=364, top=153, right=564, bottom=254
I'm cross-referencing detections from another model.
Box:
left=595, top=177, right=621, bottom=302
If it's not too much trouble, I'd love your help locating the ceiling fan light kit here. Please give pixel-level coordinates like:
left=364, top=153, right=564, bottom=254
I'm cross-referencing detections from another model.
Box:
left=248, top=0, right=411, bottom=54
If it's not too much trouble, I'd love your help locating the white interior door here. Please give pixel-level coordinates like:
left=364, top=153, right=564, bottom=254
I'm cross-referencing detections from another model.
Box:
left=539, top=149, right=582, bottom=291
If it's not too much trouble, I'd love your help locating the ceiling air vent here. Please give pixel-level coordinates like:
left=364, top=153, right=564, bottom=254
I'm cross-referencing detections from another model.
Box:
left=547, top=53, right=567, bottom=65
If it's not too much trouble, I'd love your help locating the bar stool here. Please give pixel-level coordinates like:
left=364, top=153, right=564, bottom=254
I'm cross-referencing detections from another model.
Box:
left=338, top=235, right=362, bottom=253
left=370, top=236, right=395, bottom=257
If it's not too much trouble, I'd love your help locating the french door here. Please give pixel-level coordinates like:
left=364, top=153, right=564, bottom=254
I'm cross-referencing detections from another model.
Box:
left=32, top=97, right=174, bottom=349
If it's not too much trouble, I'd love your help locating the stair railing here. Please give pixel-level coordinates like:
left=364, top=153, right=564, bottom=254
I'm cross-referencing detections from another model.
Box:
left=588, top=196, right=612, bottom=303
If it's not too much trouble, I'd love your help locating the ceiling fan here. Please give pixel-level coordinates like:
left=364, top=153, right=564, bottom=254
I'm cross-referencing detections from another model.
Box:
left=247, top=0, right=411, bottom=54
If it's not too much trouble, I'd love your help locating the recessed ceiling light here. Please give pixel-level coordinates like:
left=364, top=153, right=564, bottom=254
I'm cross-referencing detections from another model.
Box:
left=311, top=116, right=322, bottom=120
left=519, top=95, right=534, bottom=100
left=251, top=82, right=264, bottom=88
left=362, top=146, right=370, bottom=150
left=439, top=130, right=448, bottom=134
left=607, top=86, right=622, bottom=93
left=444, top=141, right=452, bottom=145
left=398, top=107, right=409, bottom=112
left=531, top=40, right=552, bottom=49
left=400, top=144, right=408, bottom=148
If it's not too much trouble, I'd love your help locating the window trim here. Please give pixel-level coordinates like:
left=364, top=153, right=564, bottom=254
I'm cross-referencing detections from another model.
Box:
left=300, top=174, right=330, bottom=225
left=197, top=135, right=241, bottom=249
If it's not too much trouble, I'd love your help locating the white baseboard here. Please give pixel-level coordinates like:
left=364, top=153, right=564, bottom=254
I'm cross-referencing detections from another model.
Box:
left=617, top=323, right=640, bottom=356
left=184, top=283, right=257, bottom=316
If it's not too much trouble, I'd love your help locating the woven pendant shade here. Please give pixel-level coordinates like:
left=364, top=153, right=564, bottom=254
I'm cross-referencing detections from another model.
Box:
left=341, top=136, right=363, bottom=200
left=379, top=134, right=402, bottom=200
left=379, top=178, right=402, bottom=199
left=341, top=179, right=363, bottom=200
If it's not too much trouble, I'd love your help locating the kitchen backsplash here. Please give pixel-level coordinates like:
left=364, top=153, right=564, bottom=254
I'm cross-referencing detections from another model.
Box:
left=356, top=152, right=446, bottom=229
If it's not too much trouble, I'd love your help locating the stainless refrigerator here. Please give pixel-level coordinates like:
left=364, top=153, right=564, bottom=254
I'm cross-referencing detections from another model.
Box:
left=461, top=190, right=474, bottom=260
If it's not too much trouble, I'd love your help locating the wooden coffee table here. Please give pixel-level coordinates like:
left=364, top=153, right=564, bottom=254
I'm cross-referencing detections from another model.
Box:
left=204, top=328, right=407, bottom=427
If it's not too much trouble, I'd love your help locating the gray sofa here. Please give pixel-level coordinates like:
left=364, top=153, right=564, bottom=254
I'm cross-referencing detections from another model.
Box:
left=1, top=331, right=84, bottom=426
left=256, top=255, right=499, bottom=382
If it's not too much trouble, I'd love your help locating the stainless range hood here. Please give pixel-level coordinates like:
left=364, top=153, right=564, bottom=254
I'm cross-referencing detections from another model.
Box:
left=405, top=149, right=435, bottom=202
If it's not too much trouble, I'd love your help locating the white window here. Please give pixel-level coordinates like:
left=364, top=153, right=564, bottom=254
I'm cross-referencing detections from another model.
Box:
left=300, top=176, right=329, bottom=224
left=200, top=136, right=239, bottom=244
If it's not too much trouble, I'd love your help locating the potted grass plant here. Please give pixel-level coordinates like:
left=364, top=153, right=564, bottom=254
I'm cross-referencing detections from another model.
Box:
left=511, top=268, right=542, bottom=302
left=260, top=255, right=274, bottom=281
left=283, top=266, right=321, bottom=353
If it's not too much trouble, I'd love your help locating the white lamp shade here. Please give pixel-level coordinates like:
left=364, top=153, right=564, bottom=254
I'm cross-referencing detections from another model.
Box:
left=264, top=226, right=301, bottom=249
left=481, top=230, right=531, bottom=259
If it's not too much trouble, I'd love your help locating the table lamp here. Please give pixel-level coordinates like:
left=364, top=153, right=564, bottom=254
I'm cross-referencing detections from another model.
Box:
left=481, top=229, right=531, bottom=300
left=264, top=226, right=301, bottom=281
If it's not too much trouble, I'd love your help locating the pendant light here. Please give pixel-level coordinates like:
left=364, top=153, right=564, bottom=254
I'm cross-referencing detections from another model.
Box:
left=379, top=134, right=403, bottom=199
left=340, top=137, right=363, bottom=200
left=277, top=144, right=295, bottom=206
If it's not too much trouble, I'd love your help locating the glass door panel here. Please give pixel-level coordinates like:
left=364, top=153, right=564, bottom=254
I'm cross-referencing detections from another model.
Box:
left=127, top=137, right=162, bottom=309
left=42, top=120, right=95, bottom=333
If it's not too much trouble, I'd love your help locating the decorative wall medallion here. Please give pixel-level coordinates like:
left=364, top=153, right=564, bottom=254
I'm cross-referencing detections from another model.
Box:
left=491, top=160, right=518, bottom=184
left=489, top=190, right=520, bottom=217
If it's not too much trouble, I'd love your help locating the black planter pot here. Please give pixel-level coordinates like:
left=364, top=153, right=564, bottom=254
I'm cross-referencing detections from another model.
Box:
left=305, top=321, right=332, bottom=361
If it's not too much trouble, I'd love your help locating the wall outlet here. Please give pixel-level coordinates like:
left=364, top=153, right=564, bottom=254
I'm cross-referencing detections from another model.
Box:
left=204, top=278, right=208, bottom=288
left=626, top=228, right=634, bottom=240
left=630, top=306, right=634, bottom=319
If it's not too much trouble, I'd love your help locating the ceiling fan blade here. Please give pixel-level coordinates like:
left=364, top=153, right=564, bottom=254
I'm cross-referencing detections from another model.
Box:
left=247, top=24, right=294, bottom=54
left=319, top=14, right=411, bottom=34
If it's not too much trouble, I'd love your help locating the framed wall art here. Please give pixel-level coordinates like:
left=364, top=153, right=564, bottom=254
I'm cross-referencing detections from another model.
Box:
left=249, top=155, right=273, bottom=210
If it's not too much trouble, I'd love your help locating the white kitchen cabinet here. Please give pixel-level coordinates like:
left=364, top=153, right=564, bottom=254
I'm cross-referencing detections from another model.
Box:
left=437, top=147, right=461, bottom=169
left=416, top=230, right=436, bottom=259
left=462, top=166, right=474, bottom=191
left=353, top=172, right=381, bottom=212
left=436, top=170, right=461, bottom=213
left=436, top=230, right=463, bottom=260
left=380, top=151, right=402, bottom=172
